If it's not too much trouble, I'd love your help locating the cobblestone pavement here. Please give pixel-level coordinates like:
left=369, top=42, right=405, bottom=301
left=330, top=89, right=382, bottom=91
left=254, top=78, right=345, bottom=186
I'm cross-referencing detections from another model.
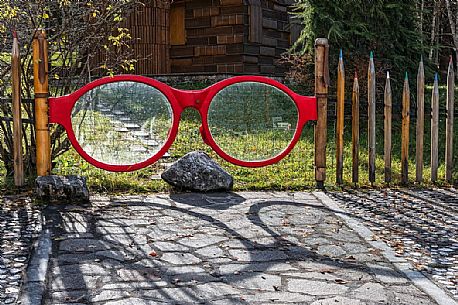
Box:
left=329, top=188, right=458, bottom=300
left=0, top=196, right=41, bottom=305
left=26, top=192, right=442, bottom=305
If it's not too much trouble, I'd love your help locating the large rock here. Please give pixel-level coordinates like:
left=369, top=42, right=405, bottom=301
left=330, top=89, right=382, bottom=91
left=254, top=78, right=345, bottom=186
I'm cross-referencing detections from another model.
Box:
left=36, top=175, right=89, bottom=202
left=161, top=151, right=233, bottom=192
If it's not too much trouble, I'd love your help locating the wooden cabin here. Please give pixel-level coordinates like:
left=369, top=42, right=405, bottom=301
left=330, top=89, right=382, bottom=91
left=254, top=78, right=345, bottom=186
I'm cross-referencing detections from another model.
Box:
left=124, top=0, right=300, bottom=76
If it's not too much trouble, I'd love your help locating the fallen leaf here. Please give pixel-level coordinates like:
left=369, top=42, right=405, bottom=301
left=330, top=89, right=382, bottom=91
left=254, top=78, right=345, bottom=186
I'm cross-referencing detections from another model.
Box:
left=149, top=250, right=157, bottom=257
left=318, top=268, right=336, bottom=274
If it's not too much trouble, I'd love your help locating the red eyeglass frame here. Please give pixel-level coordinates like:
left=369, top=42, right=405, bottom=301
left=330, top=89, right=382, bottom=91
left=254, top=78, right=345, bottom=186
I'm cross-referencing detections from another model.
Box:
left=49, top=75, right=317, bottom=172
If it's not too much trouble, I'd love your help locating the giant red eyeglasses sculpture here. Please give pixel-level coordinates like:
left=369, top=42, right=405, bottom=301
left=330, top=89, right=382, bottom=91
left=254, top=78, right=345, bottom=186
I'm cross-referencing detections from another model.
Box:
left=49, top=75, right=317, bottom=172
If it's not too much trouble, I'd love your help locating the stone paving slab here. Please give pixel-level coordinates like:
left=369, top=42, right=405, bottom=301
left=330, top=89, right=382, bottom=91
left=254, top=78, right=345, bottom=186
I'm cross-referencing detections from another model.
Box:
left=19, top=192, right=448, bottom=304
left=0, top=196, right=41, bottom=305
left=328, top=188, right=458, bottom=300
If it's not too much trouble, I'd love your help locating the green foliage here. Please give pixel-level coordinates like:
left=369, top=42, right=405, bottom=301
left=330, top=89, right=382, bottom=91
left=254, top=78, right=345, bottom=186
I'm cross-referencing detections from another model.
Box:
left=0, top=0, right=142, bottom=177
left=290, top=0, right=429, bottom=93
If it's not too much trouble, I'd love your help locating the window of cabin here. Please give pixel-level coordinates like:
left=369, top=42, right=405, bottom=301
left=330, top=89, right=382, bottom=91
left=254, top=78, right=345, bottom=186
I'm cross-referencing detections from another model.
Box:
left=170, top=5, right=186, bottom=45
left=289, top=16, right=302, bottom=46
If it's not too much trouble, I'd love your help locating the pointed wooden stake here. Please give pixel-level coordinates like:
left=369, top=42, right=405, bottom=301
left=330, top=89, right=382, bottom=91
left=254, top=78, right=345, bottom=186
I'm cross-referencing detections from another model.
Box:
left=445, top=56, right=454, bottom=183
left=352, top=72, right=360, bottom=185
left=368, top=52, right=376, bottom=186
left=12, top=32, right=24, bottom=186
left=401, top=72, right=410, bottom=185
left=416, top=59, right=425, bottom=183
left=314, top=38, right=329, bottom=189
left=384, top=71, right=392, bottom=184
left=33, top=29, right=51, bottom=176
left=431, top=73, right=439, bottom=182
left=336, top=50, right=345, bottom=185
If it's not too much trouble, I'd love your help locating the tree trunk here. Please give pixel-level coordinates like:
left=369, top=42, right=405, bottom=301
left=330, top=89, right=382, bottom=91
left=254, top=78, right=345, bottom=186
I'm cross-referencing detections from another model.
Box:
left=429, top=0, right=439, bottom=62
left=420, top=0, right=425, bottom=47
left=445, top=0, right=458, bottom=73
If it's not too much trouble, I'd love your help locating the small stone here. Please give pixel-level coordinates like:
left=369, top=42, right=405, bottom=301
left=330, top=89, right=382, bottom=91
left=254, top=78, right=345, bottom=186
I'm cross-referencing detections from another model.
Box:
left=311, top=296, right=364, bottom=305
left=224, top=273, right=282, bottom=291
left=5, top=287, right=19, bottom=294
left=317, top=245, right=346, bottom=257
left=229, top=249, right=287, bottom=262
left=13, top=257, right=27, bottom=263
left=9, top=269, right=21, bottom=275
left=160, top=253, right=201, bottom=265
left=153, top=242, right=189, bottom=252
left=354, top=283, right=387, bottom=302
left=161, top=151, right=233, bottom=192
left=96, top=250, right=126, bottom=262
left=195, top=246, right=224, bottom=258
left=287, top=279, right=348, bottom=295
left=36, top=175, right=89, bottom=202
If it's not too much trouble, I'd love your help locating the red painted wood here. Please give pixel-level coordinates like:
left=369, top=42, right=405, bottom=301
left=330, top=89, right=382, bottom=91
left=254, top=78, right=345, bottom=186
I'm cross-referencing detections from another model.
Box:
left=49, top=75, right=317, bottom=171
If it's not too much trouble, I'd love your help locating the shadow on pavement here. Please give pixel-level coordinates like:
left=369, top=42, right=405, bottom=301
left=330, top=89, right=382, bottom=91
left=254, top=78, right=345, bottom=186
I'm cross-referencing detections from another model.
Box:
left=42, top=192, right=413, bottom=304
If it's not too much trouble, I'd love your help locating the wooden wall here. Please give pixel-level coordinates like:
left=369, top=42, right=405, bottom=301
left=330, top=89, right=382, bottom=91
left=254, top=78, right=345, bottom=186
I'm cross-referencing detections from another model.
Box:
left=169, top=0, right=246, bottom=74
left=244, top=0, right=293, bottom=75
left=96, top=0, right=297, bottom=76
left=125, top=1, right=171, bottom=75
left=169, top=0, right=294, bottom=75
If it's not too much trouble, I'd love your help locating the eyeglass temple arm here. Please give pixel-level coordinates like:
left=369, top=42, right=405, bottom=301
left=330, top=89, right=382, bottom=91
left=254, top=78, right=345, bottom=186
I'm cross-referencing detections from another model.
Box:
left=48, top=96, right=73, bottom=126
left=296, top=95, right=318, bottom=123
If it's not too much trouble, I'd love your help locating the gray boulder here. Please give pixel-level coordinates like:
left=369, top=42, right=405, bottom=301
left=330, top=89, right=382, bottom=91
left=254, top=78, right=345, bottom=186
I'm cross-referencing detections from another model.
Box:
left=36, top=175, right=89, bottom=202
left=161, top=151, right=233, bottom=192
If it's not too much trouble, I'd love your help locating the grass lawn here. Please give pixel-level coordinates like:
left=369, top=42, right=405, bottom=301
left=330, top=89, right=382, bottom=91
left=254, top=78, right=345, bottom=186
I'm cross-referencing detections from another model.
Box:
left=49, top=108, right=457, bottom=194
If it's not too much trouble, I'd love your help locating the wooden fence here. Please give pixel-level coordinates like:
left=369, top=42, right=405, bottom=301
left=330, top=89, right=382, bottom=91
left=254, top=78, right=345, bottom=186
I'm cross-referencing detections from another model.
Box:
left=0, top=33, right=28, bottom=186
left=4, top=35, right=456, bottom=188
left=317, top=38, right=456, bottom=187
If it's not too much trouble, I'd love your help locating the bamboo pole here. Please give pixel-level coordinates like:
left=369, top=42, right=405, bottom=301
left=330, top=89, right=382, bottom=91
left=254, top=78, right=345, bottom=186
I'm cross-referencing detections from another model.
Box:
left=401, top=72, right=410, bottom=185
left=368, top=52, right=376, bottom=186
left=445, top=56, right=454, bottom=183
left=33, top=29, right=51, bottom=176
left=336, top=50, right=344, bottom=185
left=352, top=72, right=359, bottom=185
left=431, top=73, right=439, bottom=182
left=384, top=72, right=392, bottom=184
left=416, top=59, right=425, bottom=183
left=314, top=38, right=329, bottom=189
left=12, top=31, right=24, bottom=187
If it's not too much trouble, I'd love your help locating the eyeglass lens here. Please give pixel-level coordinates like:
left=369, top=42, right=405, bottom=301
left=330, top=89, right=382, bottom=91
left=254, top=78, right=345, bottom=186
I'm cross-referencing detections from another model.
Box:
left=207, top=82, right=298, bottom=162
left=71, top=81, right=173, bottom=165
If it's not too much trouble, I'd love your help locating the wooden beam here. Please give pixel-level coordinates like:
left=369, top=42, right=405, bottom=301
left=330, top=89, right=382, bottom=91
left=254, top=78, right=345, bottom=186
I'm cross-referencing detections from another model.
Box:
left=431, top=73, right=439, bottom=182
left=416, top=59, right=425, bottom=183
left=33, top=29, right=51, bottom=177
left=445, top=57, right=454, bottom=183
left=384, top=71, right=392, bottom=184
left=401, top=72, right=410, bottom=185
left=368, top=52, right=376, bottom=186
left=11, top=32, right=24, bottom=186
left=352, top=72, right=359, bottom=185
left=336, top=50, right=345, bottom=185
left=314, top=38, right=329, bottom=189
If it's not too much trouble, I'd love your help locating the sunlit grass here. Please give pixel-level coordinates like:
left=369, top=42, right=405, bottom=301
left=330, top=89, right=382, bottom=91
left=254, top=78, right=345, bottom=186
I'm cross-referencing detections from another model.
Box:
left=48, top=105, right=457, bottom=194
